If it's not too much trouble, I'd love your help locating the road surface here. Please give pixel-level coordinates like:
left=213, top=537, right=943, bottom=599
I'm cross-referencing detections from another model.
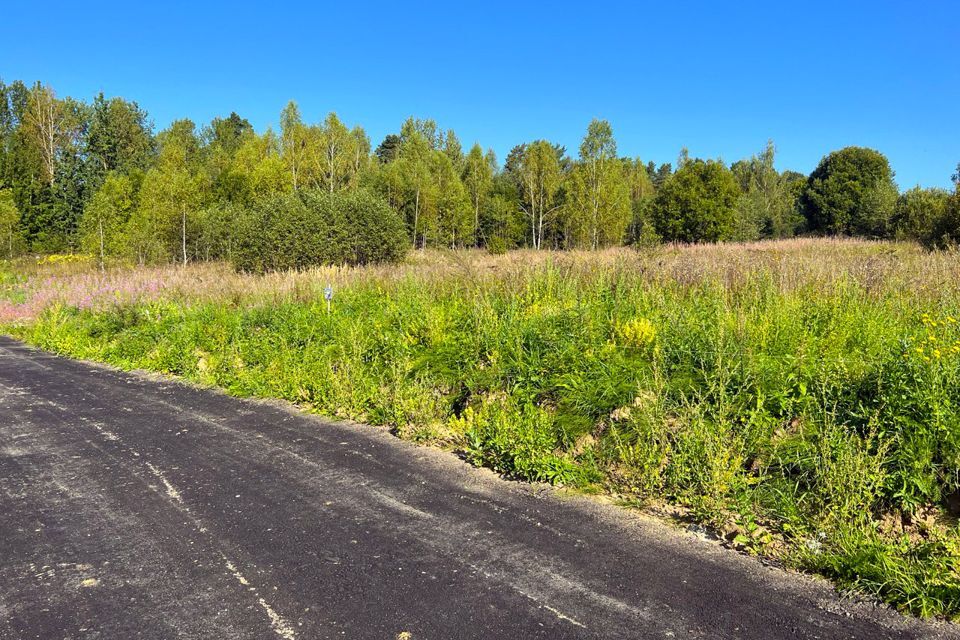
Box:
left=0, top=336, right=955, bottom=639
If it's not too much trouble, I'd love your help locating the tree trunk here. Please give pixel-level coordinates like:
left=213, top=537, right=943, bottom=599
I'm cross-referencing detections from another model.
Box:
left=474, top=195, right=480, bottom=248
left=98, top=218, right=105, bottom=272
left=412, top=187, right=420, bottom=249
left=182, top=209, right=188, bottom=266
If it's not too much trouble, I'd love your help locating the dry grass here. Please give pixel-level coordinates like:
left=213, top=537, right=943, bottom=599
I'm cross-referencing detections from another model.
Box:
left=4, top=239, right=959, bottom=324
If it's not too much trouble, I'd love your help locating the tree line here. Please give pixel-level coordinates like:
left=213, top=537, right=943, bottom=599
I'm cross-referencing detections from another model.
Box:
left=1, top=79, right=959, bottom=268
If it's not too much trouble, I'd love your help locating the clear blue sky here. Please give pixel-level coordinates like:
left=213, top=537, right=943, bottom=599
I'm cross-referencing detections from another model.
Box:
left=2, top=1, right=957, bottom=188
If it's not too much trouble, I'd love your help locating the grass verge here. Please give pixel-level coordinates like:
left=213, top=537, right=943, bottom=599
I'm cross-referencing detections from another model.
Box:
left=4, top=240, right=960, bottom=619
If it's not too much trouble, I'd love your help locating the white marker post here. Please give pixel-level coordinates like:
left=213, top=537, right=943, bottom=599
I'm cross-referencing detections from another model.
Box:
left=324, top=284, right=333, bottom=314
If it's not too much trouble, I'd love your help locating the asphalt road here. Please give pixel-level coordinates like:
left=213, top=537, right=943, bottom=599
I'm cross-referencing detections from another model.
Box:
left=0, top=336, right=956, bottom=640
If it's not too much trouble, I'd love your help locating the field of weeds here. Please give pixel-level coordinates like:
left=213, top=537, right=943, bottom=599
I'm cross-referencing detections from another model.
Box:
left=4, top=238, right=960, bottom=618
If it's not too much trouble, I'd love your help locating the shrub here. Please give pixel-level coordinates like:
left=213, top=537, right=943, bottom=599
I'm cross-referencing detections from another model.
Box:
left=891, top=186, right=952, bottom=244
left=928, top=191, right=960, bottom=249
left=232, top=188, right=407, bottom=272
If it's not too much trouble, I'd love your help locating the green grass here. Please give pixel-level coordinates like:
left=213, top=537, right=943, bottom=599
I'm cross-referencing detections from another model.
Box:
left=5, top=241, right=960, bottom=619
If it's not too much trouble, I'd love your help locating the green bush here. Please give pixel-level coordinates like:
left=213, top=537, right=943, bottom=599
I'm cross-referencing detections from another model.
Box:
left=892, top=186, right=951, bottom=243
left=928, top=192, right=960, bottom=249
left=232, top=188, right=407, bottom=272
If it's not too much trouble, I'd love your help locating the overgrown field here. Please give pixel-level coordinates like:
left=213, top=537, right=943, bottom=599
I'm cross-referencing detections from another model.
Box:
left=4, top=239, right=960, bottom=618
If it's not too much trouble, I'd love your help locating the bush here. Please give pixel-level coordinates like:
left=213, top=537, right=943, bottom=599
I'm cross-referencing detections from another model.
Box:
left=928, top=192, right=960, bottom=249
left=891, top=186, right=952, bottom=244
left=232, top=188, right=407, bottom=272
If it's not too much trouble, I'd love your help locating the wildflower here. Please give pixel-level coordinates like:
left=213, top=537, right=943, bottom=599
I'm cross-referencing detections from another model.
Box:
left=934, top=349, right=942, bottom=359
left=615, top=317, right=657, bottom=350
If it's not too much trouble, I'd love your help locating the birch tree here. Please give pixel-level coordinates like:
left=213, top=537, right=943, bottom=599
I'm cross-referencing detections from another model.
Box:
left=0, top=189, right=20, bottom=258
left=462, top=143, right=493, bottom=246
left=519, top=140, right=562, bottom=249
left=566, top=119, right=630, bottom=249
left=318, top=112, right=351, bottom=193
left=280, top=101, right=307, bottom=190
left=22, top=84, right=69, bottom=185
left=80, top=173, right=137, bottom=269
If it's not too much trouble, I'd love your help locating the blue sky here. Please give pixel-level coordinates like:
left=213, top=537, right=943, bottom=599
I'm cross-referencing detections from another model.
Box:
left=2, top=1, right=957, bottom=188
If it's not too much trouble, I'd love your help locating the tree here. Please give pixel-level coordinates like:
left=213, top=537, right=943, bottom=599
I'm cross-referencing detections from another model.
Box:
left=430, top=150, right=471, bottom=248
left=652, top=162, right=672, bottom=189
left=349, top=126, right=371, bottom=182
left=374, top=134, right=401, bottom=163
left=480, top=174, right=524, bottom=252
left=86, top=93, right=154, bottom=180
left=205, top=112, right=252, bottom=156
left=519, top=140, right=563, bottom=249
left=565, top=119, right=630, bottom=249
left=800, top=147, right=898, bottom=236
left=132, top=120, right=207, bottom=264
left=928, top=191, right=960, bottom=249
left=623, top=158, right=658, bottom=244
left=280, top=101, right=307, bottom=190
left=731, top=141, right=802, bottom=240
left=463, top=143, right=493, bottom=246
left=80, top=172, right=139, bottom=268
left=2, top=81, right=53, bottom=250
left=225, top=129, right=291, bottom=203
left=21, top=83, right=68, bottom=185
left=314, top=112, right=352, bottom=193
left=652, top=158, right=741, bottom=242
left=0, top=188, right=21, bottom=257
left=382, top=128, right=433, bottom=248
left=443, top=129, right=465, bottom=173
left=400, top=117, right=441, bottom=150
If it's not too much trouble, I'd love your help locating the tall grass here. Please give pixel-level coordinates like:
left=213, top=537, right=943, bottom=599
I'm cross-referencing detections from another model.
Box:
left=4, top=239, right=960, bottom=618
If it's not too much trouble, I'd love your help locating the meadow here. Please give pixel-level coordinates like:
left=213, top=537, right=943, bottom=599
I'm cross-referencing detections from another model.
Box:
left=3, top=238, right=960, bottom=618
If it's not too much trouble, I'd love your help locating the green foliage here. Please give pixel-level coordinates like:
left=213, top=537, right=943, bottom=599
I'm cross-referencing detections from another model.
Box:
left=1, top=77, right=957, bottom=260
left=926, top=191, right=960, bottom=249
left=86, top=93, right=155, bottom=181
left=892, top=186, right=952, bottom=244
left=232, top=188, right=407, bottom=272
left=731, top=141, right=803, bottom=240
left=801, top=146, right=899, bottom=236
left=133, top=122, right=208, bottom=264
left=0, top=188, right=23, bottom=257
left=79, top=172, right=140, bottom=266
left=565, top=120, right=631, bottom=249
left=462, top=143, right=494, bottom=247
left=9, top=245, right=960, bottom=617
left=652, top=158, right=741, bottom=242
left=518, top=140, right=563, bottom=249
